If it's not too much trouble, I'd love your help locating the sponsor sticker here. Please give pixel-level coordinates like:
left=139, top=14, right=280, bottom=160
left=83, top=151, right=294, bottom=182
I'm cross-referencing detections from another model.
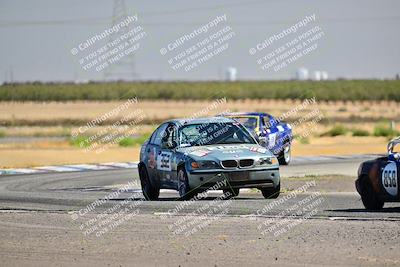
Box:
left=268, top=133, right=277, bottom=147
left=148, top=147, right=156, bottom=169
left=190, top=150, right=210, bottom=157
left=249, top=146, right=267, bottom=154
left=277, top=125, right=285, bottom=132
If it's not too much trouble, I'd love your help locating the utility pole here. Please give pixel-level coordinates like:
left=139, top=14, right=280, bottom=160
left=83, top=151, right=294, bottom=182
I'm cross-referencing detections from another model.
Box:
left=104, top=0, right=138, bottom=81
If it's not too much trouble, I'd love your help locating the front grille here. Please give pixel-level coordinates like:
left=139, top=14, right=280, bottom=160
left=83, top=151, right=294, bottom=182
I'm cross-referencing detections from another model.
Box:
left=239, top=159, right=254, bottom=168
left=221, top=160, right=238, bottom=168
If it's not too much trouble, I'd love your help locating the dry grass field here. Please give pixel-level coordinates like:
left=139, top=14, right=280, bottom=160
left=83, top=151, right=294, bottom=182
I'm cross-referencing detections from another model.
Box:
left=0, top=99, right=399, bottom=124
left=0, top=99, right=397, bottom=168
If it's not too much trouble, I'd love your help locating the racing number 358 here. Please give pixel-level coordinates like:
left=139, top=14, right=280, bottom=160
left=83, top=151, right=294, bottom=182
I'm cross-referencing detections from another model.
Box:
left=383, top=170, right=397, bottom=187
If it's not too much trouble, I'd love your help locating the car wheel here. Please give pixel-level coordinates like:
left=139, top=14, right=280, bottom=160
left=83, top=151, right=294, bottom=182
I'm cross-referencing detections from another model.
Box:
left=278, top=143, right=291, bottom=165
left=223, top=188, right=240, bottom=199
left=139, top=166, right=160, bottom=201
left=261, top=183, right=280, bottom=199
left=360, top=177, right=384, bottom=210
left=177, top=168, right=195, bottom=200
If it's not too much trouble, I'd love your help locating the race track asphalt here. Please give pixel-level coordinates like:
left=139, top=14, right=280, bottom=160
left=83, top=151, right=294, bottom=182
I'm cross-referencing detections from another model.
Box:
left=1, top=156, right=399, bottom=266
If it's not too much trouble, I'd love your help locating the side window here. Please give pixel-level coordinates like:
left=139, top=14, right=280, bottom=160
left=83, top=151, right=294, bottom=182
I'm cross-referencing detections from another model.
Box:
left=165, top=124, right=177, bottom=146
left=261, top=117, right=268, bottom=130
left=150, top=123, right=168, bottom=145
left=159, top=123, right=177, bottom=148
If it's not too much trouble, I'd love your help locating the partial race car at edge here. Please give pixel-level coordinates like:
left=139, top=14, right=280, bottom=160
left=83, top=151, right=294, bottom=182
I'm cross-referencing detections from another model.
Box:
left=356, top=137, right=400, bottom=210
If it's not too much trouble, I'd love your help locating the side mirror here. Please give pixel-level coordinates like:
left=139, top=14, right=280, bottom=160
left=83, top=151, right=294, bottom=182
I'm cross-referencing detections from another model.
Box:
left=258, top=136, right=267, bottom=146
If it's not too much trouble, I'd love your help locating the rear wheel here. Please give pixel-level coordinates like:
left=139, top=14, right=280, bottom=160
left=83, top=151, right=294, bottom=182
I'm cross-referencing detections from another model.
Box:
left=360, top=178, right=384, bottom=210
left=139, top=166, right=159, bottom=201
left=223, top=188, right=240, bottom=199
left=278, top=143, right=291, bottom=165
left=177, top=168, right=196, bottom=200
left=261, top=183, right=280, bottom=199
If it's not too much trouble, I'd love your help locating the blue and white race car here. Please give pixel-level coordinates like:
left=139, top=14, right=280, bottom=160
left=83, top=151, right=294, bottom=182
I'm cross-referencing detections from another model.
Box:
left=222, top=112, right=293, bottom=165
left=138, top=117, right=281, bottom=200
left=356, top=137, right=400, bottom=210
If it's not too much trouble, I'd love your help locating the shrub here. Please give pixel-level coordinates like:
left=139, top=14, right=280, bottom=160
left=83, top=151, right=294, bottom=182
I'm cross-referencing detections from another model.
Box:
left=295, top=135, right=309, bottom=144
left=1, top=80, right=400, bottom=101
left=118, top=137, right=135, bottom=147
left=118, top=134, right=150, bottom=147
left=69, top=136, right=91, bottom=148
left=351, top=128, right=370, bottom=136
left=321, top=125, right=347, bottom=137
left=373, top=125, right=399, bottom=138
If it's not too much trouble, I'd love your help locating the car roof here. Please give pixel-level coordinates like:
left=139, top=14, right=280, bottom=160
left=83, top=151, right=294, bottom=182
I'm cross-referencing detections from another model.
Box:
left=166, top=116, right=236, bottom=126
left=223, top=112, right=270, bottom=117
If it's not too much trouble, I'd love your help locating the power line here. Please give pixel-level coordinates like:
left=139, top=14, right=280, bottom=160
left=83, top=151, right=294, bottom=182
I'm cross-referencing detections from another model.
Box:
left=1, top=15, right=399, bottom=28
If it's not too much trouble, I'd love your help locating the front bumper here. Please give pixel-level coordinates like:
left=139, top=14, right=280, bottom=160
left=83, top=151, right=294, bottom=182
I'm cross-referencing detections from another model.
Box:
left=187, top=168, right=280, bottom=190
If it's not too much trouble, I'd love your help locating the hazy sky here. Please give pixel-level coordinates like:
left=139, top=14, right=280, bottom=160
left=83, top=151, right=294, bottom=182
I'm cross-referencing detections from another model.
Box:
left=0, top=0, right=399, bottom=82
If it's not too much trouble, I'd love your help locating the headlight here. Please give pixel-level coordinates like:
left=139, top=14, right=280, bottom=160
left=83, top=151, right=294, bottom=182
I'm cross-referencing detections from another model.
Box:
left=257, top=157, right=278, bottom=166
left=191, top=160, right=220, bottom=169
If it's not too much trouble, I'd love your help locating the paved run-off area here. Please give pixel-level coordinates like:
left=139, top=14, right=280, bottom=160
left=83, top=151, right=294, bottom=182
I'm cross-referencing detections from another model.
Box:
left=0, top=157, right=399, bottom=266
left=0, top=212, right=399, bottom=266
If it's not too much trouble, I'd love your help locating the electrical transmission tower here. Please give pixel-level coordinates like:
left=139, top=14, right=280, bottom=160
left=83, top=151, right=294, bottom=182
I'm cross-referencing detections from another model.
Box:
left=104, top=0, right=138, bottom=81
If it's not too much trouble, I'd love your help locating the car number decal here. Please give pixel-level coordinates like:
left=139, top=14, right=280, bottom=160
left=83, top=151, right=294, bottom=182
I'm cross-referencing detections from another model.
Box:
left=382, top=162, right=398, bottom=196
left=157, top=151, right=172, bottom=171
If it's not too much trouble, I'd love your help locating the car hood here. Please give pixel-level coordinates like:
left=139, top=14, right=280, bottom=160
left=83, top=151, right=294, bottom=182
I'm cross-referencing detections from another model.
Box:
left=176, top=143, right=274, bottom=161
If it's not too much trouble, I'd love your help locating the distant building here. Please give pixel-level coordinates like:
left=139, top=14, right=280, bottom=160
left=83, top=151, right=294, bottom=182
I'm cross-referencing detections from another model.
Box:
left=312, top=71, right=322, bottom=81
left=321, top=71, right=329, bottom=80
left=226, top=67, right=237, bottom=81
left=296, top=67, right=309, bottom=80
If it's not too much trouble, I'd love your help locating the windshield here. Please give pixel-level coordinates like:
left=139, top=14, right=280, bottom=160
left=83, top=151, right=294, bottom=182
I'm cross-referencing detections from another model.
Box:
left=388, top=139, right=400, bottom=153
left=179, top=122, right=256, bottom=147
left=230, top=116, right=258, bottom=130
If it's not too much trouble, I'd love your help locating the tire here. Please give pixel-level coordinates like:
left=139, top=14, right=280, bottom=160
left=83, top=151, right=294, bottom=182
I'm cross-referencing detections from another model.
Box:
left=177, top=168, right=196, bottom=200
left=139, top=166, right=160, bottom=201
left=360, top=177, right=384, bottom=210
left=223, top=188, right=240, bottom=199
left=278, top=142, right=291, bottom=165
left=261, top=183, right=280, bottom=199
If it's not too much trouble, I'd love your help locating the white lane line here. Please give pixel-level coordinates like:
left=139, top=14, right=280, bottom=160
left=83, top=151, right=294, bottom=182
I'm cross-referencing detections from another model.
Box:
left=0, top=154, right=383, bottom=176
left=35, top=166, right=83, bottom=172
left=0, top=168, right=46, bottom=175
left=99, top=162, right=138, bottom=168
left=65, top=164, right=115, bottom=170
